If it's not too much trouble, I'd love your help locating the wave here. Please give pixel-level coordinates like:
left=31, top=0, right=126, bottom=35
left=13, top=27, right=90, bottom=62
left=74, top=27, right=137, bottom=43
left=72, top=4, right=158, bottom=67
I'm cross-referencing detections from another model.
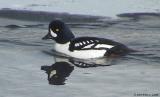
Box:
left=117, top=12, right=160, bottom=20
left=0, top=39, right=43, bottom=47
left=1, top=8, right=160, bottom=30
left=0, top=8, right=106, bottom=23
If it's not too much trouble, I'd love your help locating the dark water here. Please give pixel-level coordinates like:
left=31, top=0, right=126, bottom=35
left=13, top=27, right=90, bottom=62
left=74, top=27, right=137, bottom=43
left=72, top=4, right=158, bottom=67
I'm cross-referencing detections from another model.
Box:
left=0, top=9, right=160, bottom=97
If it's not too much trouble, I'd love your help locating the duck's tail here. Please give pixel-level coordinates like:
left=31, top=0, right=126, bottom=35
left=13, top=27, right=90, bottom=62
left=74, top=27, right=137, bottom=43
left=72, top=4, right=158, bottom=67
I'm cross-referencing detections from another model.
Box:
left=105, top=45, right=137, bottom=57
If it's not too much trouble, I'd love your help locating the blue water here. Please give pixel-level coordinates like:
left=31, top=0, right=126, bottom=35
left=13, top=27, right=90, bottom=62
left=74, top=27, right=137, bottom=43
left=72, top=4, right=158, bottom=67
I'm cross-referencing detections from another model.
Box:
left=0, top=9, right=160, bottom=97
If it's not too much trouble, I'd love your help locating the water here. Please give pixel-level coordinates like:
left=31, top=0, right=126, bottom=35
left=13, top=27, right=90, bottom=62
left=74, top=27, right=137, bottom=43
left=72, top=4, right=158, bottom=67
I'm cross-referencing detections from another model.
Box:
left=1, top=0, right=160, bottom=17
left=0, top=5, right=160, bottom=97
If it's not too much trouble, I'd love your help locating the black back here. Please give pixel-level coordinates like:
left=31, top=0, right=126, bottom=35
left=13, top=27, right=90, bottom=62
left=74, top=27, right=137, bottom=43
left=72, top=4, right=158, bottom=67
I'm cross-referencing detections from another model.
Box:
left=69, top=37, right=123, bottom=51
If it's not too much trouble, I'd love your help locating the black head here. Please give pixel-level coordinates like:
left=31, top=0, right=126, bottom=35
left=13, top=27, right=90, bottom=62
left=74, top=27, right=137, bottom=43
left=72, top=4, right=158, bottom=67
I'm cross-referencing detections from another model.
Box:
left=42, top=20, right=75, bottom=44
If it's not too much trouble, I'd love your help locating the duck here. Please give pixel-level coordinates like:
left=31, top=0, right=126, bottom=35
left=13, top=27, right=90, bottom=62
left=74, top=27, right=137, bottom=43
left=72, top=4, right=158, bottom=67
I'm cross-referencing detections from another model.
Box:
left=42, top=20, right=133, bottom=59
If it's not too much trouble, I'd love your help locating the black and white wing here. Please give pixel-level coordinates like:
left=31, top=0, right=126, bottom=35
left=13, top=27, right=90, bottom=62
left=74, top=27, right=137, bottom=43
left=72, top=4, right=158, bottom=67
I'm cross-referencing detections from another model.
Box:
left=69, top=37, right=121, bottom=51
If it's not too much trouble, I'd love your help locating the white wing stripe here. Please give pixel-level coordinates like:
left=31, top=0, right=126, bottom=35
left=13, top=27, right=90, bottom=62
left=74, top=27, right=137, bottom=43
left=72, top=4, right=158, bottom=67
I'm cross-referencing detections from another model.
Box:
left=83, top=41, right=86, bottom=44
left=79, top=42, right=83, bottom=45
left=95, top=44, right=114, bottom=49
left=83, top=44, right=95, bottom=48
left=90, top=40, right=94, bottom=42
left=87, top=41, right=90, bottom=43
left=75, top=43, right=79, bottom=46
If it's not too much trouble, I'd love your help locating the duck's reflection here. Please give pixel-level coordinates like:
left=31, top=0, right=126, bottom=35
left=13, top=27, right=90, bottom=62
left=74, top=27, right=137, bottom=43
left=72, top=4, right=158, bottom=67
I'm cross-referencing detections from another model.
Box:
left=41, top=50, right=114, bottom=85
left=69, top=58, right=111, bottom=68
left=41, top=62, right=74, bottom=85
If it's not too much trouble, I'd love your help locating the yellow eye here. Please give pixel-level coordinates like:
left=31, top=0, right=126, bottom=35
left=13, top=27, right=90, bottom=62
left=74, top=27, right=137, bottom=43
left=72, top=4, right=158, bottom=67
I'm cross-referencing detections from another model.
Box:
left=55, top=28, right=59, bottom=32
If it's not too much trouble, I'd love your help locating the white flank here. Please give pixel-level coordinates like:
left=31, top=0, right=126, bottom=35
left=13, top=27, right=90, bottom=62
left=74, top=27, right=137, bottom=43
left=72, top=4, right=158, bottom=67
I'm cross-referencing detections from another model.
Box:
left=50, top=29, right=57, bottom=37
left=49, top=70, right=57, bottom=78
left=95, top=44, right=114, bottom=49
left=53, top=42, right=107, bottom=59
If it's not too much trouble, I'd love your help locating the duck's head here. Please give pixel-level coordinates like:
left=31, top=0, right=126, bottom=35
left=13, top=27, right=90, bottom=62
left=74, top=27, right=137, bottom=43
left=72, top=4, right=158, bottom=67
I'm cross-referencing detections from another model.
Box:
left=42, top=20, right=75, bottom=44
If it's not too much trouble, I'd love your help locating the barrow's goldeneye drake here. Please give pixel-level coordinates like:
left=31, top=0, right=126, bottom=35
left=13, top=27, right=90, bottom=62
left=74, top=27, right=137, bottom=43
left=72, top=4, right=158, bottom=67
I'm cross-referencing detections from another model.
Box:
left=42, top=20, right=133, bottom=59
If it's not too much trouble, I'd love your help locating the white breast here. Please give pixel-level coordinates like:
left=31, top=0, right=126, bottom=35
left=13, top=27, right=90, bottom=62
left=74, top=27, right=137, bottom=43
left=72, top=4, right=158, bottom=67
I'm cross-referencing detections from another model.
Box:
left=53, top=42, right=107, bottom=59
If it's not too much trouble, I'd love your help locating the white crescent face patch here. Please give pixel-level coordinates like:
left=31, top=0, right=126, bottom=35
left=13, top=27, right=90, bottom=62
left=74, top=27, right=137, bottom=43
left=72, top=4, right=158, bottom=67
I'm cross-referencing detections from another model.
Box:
left=50, top=29, right=57, bottom=37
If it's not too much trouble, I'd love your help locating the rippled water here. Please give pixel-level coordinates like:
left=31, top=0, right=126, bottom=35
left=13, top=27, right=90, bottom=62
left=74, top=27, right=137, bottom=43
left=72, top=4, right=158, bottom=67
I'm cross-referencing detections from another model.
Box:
left=0, top=10, right=160, bottom=97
